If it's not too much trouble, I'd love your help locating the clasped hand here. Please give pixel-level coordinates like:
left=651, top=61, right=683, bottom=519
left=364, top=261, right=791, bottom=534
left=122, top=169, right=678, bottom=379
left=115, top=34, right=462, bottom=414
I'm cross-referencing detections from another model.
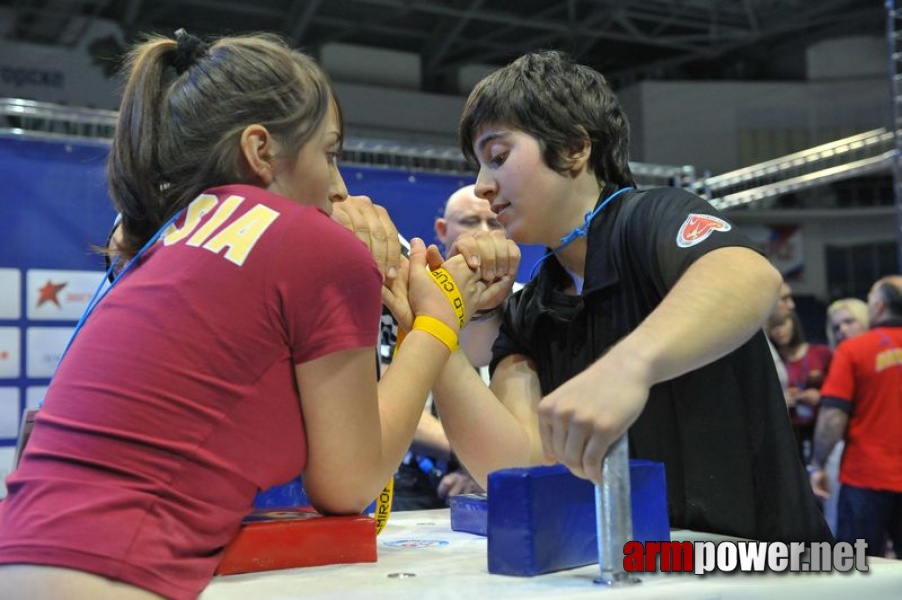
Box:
left=385, top=231, right=518, bottom=332
left=332, top=197, right=520, bottom=332
left=331, top=195, right=402, bottom=285
left=449, top=230, right=520, bottom=315
left=537, top=350, right=652, bottom=486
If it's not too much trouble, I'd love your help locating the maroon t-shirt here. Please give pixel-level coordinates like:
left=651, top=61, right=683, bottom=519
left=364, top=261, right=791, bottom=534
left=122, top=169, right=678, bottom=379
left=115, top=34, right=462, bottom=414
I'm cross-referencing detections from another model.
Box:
left=785, top=343, right=832, bottom=423
left=0, top=185, right=381, bottom=599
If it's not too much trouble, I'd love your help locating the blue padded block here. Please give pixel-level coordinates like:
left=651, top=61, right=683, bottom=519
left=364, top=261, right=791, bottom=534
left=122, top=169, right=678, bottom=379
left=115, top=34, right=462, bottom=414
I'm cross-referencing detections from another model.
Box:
left=450, top=493, right=488, bottom=536
left=254, top=477, right=309, bottom=509
left=487, top=460, right=669, bottom=577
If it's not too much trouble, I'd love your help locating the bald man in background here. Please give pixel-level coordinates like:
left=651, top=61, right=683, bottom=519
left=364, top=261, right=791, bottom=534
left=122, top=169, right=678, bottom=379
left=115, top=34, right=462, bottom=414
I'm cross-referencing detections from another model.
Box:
left=436, top=185, right=510, bottom=367
left=435, top=184, right=504, bottom=246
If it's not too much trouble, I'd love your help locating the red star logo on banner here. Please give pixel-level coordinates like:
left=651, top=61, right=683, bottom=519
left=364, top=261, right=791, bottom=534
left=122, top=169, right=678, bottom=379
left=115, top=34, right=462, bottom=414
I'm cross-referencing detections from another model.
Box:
left=37, top=280, right=68, bottom=308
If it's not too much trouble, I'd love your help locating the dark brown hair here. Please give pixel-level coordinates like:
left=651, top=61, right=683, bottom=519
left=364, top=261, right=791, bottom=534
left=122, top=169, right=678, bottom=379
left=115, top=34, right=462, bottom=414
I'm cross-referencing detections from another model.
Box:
left=770, top=310, right=807, bottom=349
left=107, top=32, right=339, bottom=260
left=459, top=50, right=634, bottom=187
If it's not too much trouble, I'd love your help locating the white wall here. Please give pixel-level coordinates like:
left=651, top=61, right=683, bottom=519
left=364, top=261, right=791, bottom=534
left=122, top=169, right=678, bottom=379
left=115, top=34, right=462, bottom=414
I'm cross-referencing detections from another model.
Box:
left=322, top=42, right=422, bottom=90
left=730, top=207, right=899, bottom=300
left=627, top=77, right=887, bottom=174
left=0, top=14, right=122, bottom=109
left=807, top=35, right=886, bottom=80
left=333, top=81, right=463, bottom=145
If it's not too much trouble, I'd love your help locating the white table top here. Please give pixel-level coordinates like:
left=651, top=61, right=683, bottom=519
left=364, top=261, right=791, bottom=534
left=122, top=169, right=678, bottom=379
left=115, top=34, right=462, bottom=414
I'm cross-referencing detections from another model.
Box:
left=200, top=509, right=901, bottom=600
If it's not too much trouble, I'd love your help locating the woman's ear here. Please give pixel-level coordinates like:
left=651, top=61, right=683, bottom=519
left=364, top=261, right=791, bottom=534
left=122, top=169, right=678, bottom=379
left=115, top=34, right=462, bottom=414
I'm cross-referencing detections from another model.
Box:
left=239, top=124, right=279, bottom=185
left=565, top=129, right=592, bottom=175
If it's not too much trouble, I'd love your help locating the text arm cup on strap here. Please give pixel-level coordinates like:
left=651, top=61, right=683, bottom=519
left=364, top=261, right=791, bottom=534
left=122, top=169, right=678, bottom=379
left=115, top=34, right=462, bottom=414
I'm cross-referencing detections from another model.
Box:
left=428, top=267, right=466, bottom=328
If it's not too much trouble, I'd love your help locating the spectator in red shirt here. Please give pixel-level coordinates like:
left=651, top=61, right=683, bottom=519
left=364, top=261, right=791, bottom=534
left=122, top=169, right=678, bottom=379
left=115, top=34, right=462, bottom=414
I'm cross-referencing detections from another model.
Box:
left=821, top=297, right=870, bottom=533
left=811, top=275, right=902, bottom=557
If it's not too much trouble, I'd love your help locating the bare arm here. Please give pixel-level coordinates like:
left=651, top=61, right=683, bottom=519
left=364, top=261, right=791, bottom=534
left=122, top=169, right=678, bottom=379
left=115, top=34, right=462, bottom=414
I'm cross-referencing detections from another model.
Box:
left=809, top=405, right=849, bottom=499
left=458, top=313, right=502, bottom=368
left=607, top=246, right=780, bottom=387
left=298, top=332, right=450, bottom=514
left=408, top=408, right=452, bottom=460
left=431, top=350, right=544, bottom=488
left=378, top=360, right=450, bottom=460
left=438, top=247, right=781, bottom=488
left=538, top=246, right=782, bottom=483
left=297, top=239, right=485, bottom=514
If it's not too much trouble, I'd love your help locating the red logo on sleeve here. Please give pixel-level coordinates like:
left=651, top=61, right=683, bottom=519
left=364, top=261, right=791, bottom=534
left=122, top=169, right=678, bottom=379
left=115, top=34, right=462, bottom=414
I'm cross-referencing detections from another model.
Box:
left=676, top=214, right=732, bottom=248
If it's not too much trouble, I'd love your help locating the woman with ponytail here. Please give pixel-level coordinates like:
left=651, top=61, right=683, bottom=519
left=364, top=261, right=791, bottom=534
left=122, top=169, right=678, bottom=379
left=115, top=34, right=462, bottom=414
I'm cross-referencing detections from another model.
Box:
left=0, top=30, right=516, bottom=599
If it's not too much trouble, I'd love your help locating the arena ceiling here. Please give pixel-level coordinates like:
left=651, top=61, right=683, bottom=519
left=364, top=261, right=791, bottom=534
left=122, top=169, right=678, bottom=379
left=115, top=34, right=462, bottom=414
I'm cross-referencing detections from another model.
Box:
left=5, top=0, right=888, bottom=92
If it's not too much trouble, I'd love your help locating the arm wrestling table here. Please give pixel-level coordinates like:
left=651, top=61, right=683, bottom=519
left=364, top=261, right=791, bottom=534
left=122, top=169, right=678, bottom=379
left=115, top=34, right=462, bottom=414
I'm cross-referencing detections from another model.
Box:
left=200, top=509, right=902, bottom=600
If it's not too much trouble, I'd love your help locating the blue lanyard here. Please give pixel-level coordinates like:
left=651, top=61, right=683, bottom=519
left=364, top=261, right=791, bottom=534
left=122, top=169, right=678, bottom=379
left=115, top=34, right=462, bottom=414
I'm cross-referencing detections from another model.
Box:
left=55, top=210, right=184, bottom=369
left=529, top=186, right=634, bottom=280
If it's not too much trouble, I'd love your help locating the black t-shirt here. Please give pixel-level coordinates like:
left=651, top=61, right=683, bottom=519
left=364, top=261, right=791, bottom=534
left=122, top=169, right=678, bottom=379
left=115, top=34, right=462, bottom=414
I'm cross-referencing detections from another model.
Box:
left=493, top=185, right=832, bottom=543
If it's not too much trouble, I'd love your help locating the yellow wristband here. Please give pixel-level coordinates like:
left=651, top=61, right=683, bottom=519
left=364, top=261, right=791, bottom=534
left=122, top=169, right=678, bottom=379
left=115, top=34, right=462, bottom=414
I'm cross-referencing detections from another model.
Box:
left=429, top=267, right=466, bottom=328
left=412, top=315, right=459, bottom=353
left=373, top=476, right=393, bottom=535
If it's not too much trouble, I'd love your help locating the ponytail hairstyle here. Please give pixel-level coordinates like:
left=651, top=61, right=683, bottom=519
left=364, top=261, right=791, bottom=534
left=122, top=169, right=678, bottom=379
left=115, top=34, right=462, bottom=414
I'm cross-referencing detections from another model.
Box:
left=107, top=31, right=339, bottom=260
left=459, top=50, right=635, bottom=188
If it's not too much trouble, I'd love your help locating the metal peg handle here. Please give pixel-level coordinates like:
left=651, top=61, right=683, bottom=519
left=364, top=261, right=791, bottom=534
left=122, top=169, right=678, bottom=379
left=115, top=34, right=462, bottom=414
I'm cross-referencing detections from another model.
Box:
left=594, top=434, right=639, bottom=586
